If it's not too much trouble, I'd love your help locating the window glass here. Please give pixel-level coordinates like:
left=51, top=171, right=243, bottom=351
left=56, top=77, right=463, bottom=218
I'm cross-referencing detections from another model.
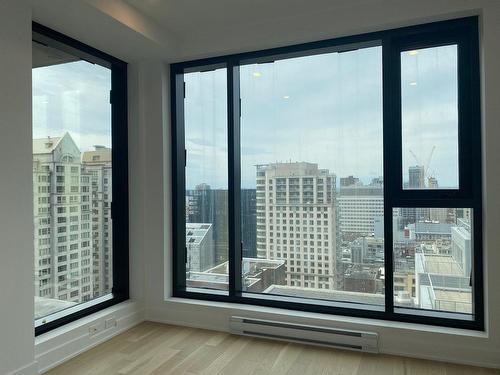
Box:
left=33, top=42, right=113, bottom=320
left=184, top=68, right=229, bottom=291
left=401, top=45, right=459, bottom=190
left=393, top=208, right=473, bottom=315
left=240, top=46, right=385, bottom=305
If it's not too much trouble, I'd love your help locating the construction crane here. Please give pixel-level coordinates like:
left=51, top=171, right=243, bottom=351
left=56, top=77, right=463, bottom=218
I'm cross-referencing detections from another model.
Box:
left=409, top=146, right=436, bottom=187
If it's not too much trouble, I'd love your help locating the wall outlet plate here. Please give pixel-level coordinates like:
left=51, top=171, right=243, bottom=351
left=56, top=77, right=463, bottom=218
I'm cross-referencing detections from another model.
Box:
left=89, top=324, right=99, bottom=336
left=105, top=317, right=117, bottom=329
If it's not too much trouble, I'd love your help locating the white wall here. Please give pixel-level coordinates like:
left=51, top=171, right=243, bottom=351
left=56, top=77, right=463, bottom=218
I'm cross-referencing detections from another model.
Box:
left=139, top=0, right=500, bottom=369
left=0, top=1, right=37, bottom=374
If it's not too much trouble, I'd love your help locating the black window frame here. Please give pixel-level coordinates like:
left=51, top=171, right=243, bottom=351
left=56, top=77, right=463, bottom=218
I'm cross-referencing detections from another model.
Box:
left=33, top=22, right=129, bottom=336
left=171, top=16, right=483, bottom=330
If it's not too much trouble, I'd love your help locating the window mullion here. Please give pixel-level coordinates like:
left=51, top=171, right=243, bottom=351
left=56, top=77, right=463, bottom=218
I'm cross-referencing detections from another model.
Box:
left=172, top=70, right=187, bottom=291
left=228, top=62, right=242, bottom=295
left=382, top=37, right=399, bottom=315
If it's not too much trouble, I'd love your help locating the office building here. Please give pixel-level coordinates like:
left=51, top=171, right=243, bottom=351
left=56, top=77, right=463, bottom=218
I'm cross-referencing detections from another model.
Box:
left=338, top=184, right=384, bottom=237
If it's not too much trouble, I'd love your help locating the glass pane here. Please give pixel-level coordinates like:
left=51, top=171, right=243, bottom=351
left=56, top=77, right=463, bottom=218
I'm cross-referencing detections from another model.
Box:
left=33, top=42, right=113, bottom=320
left=184, top=68, right=229, bottom=291
left=240, top=45, right=385, bottom=306
left=393, top=208, right=473, bottom=315
left=401, top=45, right=459, bottom=190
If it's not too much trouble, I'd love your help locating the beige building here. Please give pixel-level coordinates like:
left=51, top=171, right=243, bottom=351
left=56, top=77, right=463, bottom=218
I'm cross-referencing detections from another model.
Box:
left=82, top=146, right=113, bottom=297
left=256, top=162, right=337, bottom=290
left=33, top=133, right=93, bottom=306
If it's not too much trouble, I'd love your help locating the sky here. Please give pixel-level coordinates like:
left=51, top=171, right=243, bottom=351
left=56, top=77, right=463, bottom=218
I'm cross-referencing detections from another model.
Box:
left=185, top=44, right=459, bottom=190
left=32, top=45, right=458, bottom=190
left=32, top=60, right=112, bottom=153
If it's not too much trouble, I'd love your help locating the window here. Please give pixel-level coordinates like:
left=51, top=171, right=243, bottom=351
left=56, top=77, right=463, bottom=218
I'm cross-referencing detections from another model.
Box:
left=32, top=23, right=128, bottom=335
left=184, top=68, right=229, bottom=291
left=171, top=17, right=482, bottom=330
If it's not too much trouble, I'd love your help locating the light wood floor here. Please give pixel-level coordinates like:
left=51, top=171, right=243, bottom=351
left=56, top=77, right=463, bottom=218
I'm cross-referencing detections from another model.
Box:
left=46, top=322, right=499, bottom=375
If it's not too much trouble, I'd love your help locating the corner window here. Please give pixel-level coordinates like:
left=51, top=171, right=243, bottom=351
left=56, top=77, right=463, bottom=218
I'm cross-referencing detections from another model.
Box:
left=171, top=17, right=482, bottom=329
left=33, top=23, right=128, bottom=335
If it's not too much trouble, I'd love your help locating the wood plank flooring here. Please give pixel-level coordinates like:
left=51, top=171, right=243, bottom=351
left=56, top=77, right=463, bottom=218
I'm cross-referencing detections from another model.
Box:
left=45, top=322, right=500, bottom=375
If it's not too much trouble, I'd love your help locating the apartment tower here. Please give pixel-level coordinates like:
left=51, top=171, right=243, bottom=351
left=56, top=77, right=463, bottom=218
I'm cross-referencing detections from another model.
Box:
left=256, top=162, right=337, bottom=289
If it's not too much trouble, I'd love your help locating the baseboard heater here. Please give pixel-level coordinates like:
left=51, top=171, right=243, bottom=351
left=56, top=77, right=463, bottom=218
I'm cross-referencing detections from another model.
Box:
left=230, top=316, right=379, bottom=353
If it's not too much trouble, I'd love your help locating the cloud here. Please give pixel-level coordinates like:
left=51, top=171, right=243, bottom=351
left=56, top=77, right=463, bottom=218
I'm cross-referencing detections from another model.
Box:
left=33, top=60, right=112, bottom=153
left=181, top=44, right=460, bottom=190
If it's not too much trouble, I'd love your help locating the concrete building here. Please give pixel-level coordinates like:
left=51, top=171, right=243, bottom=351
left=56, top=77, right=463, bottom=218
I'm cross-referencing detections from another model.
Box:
left=256, top=162, right=337, bottom=289
left=186, top=223, right=215, bottom=272
left=338, top=184, right=384, bottom=237
left=451, top=219, right=472, bottom=276
left=430, top=208, right=456, bottom=223
left=82, top=146, right=113, bottom=297
left=406, top=221, right=453, bottom=242
left=186, top=184, right=228, bottom=264
left=33, top=133, right=93, bottom=305
left=340, top=175, right=359, bottom=187
left=414, top=248, right=471, bottom=314
left=186, top=257, right=285, bottom=292
left=343, top=264, right=382, bottom=294
left=350, top=237, right=384, bottom=265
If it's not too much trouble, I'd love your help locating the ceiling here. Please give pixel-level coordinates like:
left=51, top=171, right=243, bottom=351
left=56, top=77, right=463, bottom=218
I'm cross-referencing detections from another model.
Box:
left=33, top=0, right=480, bottom=63
left=123, top=0, right=372, bottom=37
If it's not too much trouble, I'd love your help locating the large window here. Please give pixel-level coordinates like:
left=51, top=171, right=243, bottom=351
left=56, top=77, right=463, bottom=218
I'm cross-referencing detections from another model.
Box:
left=171, top=17, right=482, bottom=329
left=33, top=24, right=128, bottom=335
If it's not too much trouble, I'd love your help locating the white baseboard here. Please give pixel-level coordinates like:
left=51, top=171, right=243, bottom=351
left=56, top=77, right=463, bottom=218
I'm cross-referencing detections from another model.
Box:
left=36, top=300, right=145, bottom=374
left=6, top=361, right=38, bottom=375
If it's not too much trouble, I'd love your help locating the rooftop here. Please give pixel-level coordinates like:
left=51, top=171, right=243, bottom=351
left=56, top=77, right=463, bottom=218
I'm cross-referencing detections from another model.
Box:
left=34, top=296, right=77, bottom=320
left=263, top=285, right=384, bottom=306
left=186, top=223, right=212, bottom=245
left=423, top=254, right=464, bottom=276
left=82, top=146, right=112, bottom=164
left=33, top=135, right=63, bottom=155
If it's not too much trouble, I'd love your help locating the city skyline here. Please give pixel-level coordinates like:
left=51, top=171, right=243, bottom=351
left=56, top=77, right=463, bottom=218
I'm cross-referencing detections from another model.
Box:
left=184, top=160, right=472, bottom=314
left=185, top=45, right=459, bottom=190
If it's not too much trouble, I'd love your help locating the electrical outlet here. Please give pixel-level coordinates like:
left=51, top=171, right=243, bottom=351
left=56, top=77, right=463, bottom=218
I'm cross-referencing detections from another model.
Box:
left=89, top=324, right=99, bottom=336
left=105, top=317, right=117, bottom=329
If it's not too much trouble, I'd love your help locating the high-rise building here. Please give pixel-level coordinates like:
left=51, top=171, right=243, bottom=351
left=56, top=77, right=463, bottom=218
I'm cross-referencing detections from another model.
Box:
left=241, top=189, right=257, bottom=258
left=82, top=146, right=113, bottom=297
left=33, top=133, right=93, bottom=305
left=256, top=162, right=337, bottom=289
left=338, top=184, right=384, bottom=237
left=409, top=165, right=425, bottom=188
left=186, top=184, right=228, bottom=264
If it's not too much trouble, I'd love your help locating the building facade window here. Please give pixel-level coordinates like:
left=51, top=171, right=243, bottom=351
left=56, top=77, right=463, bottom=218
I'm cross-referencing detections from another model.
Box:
left=32, top=23, right=128, bottom=335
